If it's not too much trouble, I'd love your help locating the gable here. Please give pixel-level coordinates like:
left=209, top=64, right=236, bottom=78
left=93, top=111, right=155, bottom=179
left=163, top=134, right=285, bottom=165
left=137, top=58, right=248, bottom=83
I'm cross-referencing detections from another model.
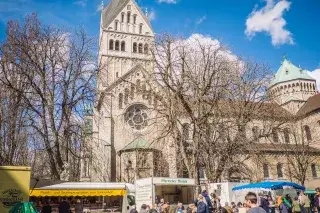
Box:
left=102, top=0, right=154, bottom=36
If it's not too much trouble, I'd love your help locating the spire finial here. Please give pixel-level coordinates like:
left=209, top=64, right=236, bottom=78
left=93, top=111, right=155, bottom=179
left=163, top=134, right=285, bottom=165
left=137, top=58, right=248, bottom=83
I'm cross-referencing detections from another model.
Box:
left=145, top=7, right=148, bottom=16
left=101, top=1, right=104, bottom=9
left=283, top=54, right=287, bottom=61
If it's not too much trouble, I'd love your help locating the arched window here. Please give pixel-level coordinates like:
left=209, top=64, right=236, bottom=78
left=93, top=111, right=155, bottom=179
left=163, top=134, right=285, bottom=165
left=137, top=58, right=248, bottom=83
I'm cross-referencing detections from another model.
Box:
left=277, top=163, right=283, bottom=178
left=119, top=93, right=123, bottom=109
left=124, top=88, right=129, bottom=104
left=109, top=39, right=114, bottom=50
left=182, top=123, right=190, bottom=140
left=115, top=40, right=120, bottom=51
left=133, top=42, right=137, bottom=53
left=263, top=164, right=269, bottom=178
left=115, top=21, right=119, bottom=31
left=133, top=15, right=137, bottom=24
left=144, top=44, right=149, bottom=54
left=138, top=43, right=143, bottom=53
left=272, top=128, right=279, bottom=143
left=136, top=79, right=141, bottom=93
left=127, top=12, right=131, bottom=23
left=304, top=125, right=312, bottom=141
left=121, top=13, right=124, bottom=22
left=252, top=126, right=259, bottom=140
left=284, top=128, right=290, bottom=143
left=311, top=164, right=317, bottom=178
left=139, top=24, right=143, bottom=34
left=142, top=84, right=147, bottom=99
left=130, top=84, right=135, bottom=99
left=121, top=41, right=125, bottom=51
left=147, top=91, right=152, bottom=105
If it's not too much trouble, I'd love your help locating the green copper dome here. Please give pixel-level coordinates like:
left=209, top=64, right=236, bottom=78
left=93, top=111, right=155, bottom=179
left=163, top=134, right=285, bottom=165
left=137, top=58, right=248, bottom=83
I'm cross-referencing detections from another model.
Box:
left=271, top=58, right=315, bottom=86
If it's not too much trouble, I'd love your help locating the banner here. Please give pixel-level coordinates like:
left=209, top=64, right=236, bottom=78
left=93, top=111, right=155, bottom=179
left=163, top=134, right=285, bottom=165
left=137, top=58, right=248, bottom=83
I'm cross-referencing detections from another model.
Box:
left=30, top=189, right=126, bottom=197
left=0, top=166, right=31, bottom=213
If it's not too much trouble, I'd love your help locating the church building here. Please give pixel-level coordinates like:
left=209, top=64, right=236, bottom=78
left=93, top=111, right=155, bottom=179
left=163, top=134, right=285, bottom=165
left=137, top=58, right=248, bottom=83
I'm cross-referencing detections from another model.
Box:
left=82, top=0, right=320, bottom=189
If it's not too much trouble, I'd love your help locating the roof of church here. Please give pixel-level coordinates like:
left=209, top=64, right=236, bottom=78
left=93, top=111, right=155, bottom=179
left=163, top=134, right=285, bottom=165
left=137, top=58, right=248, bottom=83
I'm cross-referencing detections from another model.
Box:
left=271, top=58, right=315, bottom=86
left=296, top=93, right=320, bottom=116
left=118, top=136, right=154, bottom=153
left=101, top=0, right=152, bottom=29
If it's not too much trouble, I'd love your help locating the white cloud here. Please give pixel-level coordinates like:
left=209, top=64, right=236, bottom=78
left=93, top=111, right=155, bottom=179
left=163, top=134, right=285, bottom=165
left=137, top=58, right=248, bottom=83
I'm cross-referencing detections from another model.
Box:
left=196, top=16, right=206, bottom=25
left=158, top=0, right=177, bottom=4
left=308, top=69, right=320, bottom=91
left=149, top=10, right=156, bottom=21
left=245, top=0, right=293, bottom=46
left=74, top=0, right=87, bottom=7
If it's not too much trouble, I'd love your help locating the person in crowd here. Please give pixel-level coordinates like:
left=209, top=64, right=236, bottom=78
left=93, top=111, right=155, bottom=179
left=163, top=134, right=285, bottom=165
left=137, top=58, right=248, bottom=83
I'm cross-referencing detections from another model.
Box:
left=244, top=192, right=266, bottom=213
left=41, top=201, right=52, bottom=213
left=186, top=204, right=195, bottom=213
left=235, top=202, right=244, bottom=213
left=231, top=202, right=237, bottom=213
left=197, top=194, right=208, bottom=213
left=130, top=209, right=138, bottom=213
left=58, top=198, right=71, bottom=213
left=75, top=199, right=83, bottom=213
left=202, top=190, right=213, bottom=213
left=211, top=193, right=221, bottom=213
left=293, top=197, right=301, bottom=213
left=259, top=194, right=270, bottom=213
left=161, top=203, right=169, bottom=213
left=139, top=204, right=148, bottom=213
left=280, top=195, right=293, bottom=213
left=267, top=195, right=275, bottom=213
left=150, top=203, right=158, bottom=213
left=313, top=188, right=320, bottom=213
left=158, top=198, right=165, bottom=213
left=222, top=202, right=233, bottom=213
left=299, top=191, right=310, bottom=213
left=176, top=202, right=184, bottom=213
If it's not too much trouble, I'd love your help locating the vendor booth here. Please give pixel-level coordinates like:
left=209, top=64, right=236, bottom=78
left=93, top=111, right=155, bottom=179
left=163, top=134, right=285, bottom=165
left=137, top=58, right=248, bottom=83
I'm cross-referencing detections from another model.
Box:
left=135, top=177, right=196, bottom=210
left=232, top=181, right=305, bottom=203
left=30, top=182, right=135, bottom=213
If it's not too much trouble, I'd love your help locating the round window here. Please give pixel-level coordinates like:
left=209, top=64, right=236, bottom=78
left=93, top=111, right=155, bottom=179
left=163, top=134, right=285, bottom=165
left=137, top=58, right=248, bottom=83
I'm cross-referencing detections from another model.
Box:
left=124, top=104, right=149, bottom=130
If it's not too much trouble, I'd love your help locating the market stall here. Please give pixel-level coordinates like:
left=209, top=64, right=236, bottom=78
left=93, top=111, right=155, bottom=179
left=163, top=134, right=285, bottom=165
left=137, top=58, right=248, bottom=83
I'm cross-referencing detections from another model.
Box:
left=135, top=177, right=196, bottom=210
left=30, top=182, right=135, bottom=213
left=232, top=181, right=305, bottom=203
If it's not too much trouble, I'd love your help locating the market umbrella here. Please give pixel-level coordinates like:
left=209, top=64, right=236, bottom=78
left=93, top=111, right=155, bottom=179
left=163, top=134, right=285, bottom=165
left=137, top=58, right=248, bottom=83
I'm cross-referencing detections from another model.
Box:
left=9, top=202, right=38, bottom=213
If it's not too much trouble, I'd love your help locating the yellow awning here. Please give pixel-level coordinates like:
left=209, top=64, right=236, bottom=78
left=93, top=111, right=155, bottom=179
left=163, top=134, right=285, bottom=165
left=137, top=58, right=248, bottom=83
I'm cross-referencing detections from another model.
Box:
left=30, top=189, right=126, bottom=197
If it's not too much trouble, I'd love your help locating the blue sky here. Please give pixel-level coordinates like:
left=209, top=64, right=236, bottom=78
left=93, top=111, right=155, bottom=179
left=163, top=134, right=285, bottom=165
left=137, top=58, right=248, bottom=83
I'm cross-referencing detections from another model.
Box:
left=0, top=0, right=319, bottom=76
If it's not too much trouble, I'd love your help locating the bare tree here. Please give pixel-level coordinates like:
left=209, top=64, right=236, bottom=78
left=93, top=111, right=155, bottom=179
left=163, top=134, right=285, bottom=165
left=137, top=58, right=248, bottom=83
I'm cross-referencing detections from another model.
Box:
left=277, top=120, right=320, bottom=186
left=0, top=13, right=99, bottom=180
left=146, top=34, right=287, bottom=186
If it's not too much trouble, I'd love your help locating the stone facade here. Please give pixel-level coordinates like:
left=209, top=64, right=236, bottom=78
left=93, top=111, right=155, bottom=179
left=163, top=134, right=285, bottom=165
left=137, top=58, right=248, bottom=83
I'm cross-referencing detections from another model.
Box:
left=82, top=0, right=320, bottom=188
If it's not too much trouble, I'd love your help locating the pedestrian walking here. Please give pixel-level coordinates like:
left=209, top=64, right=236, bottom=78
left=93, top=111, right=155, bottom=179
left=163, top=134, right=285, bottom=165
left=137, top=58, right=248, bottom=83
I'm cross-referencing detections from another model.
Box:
left=75, top=199, right=83, bottom=213
left=211, top=193, right=221, bottom=213
left=139, top=204, right=148, bottom=213
left=197, top=194, right=208, bottom=213
left=313, top=188, right=320, bottom=213
left=244, top=192, right=266, bottom=213
left=149, top=203, right=158, bottom=213
left=202, top=190, right=213, bottom=213
left=299, top=191, right=310, bottom=213
left=259, top=194, right=270, bottom=213
left=58, top=198, right=71, bottom=213
left=293, top=197, right=301, bottom=213
left=41, top=201, right=52, bottom=213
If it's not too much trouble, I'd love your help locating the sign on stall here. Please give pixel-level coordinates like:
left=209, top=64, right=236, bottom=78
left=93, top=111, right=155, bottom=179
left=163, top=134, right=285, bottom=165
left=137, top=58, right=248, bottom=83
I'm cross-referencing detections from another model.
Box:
left=153, top=178, right=195, bottom=185
left=0, top=166, right=31, bottom=213
left=135, top=178, right=153, bottom=210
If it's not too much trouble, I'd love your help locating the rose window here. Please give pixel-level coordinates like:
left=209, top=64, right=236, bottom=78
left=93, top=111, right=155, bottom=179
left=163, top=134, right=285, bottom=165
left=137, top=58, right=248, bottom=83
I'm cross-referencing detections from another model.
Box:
left=124, top=104, right=149, bottom=130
